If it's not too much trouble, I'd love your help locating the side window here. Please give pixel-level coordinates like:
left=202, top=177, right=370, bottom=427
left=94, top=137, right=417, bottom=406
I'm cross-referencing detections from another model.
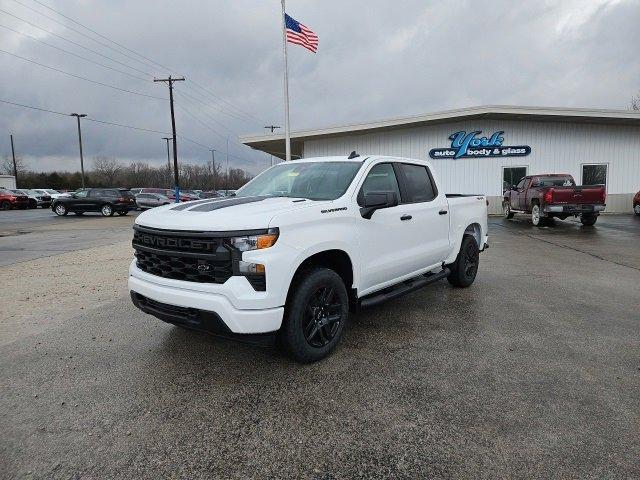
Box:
left=359, top=163, right=401, bottom=204
left=75, top=190, right=89, bottom=198
left=398, top=163, right=437, bottom=203
left=516, top=178, right=527, bottom=190
left=582, top=164, right=607, bottom=186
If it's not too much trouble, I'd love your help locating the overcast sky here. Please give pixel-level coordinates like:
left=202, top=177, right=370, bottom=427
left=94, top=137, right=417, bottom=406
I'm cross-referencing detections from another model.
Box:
left=0, top=0, right=638, bottom=175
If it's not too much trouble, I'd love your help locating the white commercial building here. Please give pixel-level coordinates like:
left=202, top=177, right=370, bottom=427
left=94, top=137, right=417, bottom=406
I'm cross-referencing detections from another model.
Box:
left=241, top=105, right=640, bottom=213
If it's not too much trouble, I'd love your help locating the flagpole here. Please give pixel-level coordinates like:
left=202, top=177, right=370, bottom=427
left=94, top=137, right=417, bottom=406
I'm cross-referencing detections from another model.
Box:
left=281, top=0, right=291, bottom=161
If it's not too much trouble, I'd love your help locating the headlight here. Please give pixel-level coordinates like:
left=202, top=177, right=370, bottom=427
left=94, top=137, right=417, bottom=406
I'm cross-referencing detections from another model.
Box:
left=229, top=228, right=279, bottom=252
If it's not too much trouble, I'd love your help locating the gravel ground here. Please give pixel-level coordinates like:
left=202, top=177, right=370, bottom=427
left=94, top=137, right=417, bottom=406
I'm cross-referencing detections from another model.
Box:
left=1, top=214, right=639, bottom=479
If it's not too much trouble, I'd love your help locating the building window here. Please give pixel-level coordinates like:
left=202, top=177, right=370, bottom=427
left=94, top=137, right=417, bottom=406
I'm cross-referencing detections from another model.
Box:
left=582, top=164, right=607, bottom=186
left=502, top=166, right=527, bottom=192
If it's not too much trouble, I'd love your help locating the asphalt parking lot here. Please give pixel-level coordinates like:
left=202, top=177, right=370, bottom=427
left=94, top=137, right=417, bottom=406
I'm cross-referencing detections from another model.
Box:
left=1, top=210, right=638, bottom=479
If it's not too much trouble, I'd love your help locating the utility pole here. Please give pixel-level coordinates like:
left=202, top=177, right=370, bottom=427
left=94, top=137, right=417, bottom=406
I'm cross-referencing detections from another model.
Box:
left=70, top=113, right=87, bottom=188
left=162, top=137, right=171, bottom=171
left=154, top=75, right=185, bottom=202
left=162, top=137, right=171, bottom=188
left=9, top=134, right=17, bottom=184
left=209, top=149, right=216, bottom=192
left=225, top=139, right=229, bottom=194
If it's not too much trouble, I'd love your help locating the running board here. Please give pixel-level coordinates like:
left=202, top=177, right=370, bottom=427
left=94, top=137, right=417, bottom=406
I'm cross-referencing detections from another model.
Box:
left=359, top=268, right=450, bottom=309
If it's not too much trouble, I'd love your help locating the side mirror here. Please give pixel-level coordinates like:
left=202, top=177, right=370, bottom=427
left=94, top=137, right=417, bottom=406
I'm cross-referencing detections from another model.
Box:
left=360, top=191, right=398, bottom=219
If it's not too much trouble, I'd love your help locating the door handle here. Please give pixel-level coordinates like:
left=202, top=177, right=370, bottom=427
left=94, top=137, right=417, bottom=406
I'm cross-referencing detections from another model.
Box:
left=439, top=210, right=448, bottom=215
left=400, top=214, right=412, bottom=221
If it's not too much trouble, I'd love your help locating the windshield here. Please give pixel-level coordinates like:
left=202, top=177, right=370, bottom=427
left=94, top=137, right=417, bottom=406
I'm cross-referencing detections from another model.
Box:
left=237, top=161, right=362, bottom=201
left=535, top=176, right=576, bottom=187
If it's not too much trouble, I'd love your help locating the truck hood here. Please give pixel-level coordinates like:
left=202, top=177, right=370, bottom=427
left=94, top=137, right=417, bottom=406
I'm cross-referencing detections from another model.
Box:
left=135, top=196, right=324, bottom=231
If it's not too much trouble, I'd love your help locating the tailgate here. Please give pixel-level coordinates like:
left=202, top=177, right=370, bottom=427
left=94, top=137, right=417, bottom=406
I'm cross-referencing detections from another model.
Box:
left=549, top=186, right=605, bottom=204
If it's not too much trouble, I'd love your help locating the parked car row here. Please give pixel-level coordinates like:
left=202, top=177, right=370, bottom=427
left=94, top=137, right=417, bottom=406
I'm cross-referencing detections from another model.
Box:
left=131, top=188, right=237, bottom=210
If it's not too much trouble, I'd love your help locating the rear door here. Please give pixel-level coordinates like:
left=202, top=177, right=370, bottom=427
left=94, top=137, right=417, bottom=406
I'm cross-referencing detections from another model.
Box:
left=395, top=162, right=450, bottom=269
left=88, top=189, right=106, bottom=211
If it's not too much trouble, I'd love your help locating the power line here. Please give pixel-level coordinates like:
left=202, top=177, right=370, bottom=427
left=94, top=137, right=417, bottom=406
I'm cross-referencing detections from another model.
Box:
left=0, top=98, right=169, bottom=135
left=0, top=7, right=154, bottom=77
left=0, top=97, right=255, bottom=163
left=0, top=23, right=149, bottom=82
left=175, top=86, right=255, bottom=124
left=174, top=97, right=256, bottom=157
left=84, top=118, right=168, bottom=135
left=188, top=79, right=266, bottom=125
left=9, top=0, right=159, bottom=74
left=29, top=0, right=174, bottom=74
left=0, top=98, right=67, bottom=116
left=175, top=90, right=240, bottom=137
left=0, top=49, right=165, bottom=100
left=15, top=0, right=268, bottom=125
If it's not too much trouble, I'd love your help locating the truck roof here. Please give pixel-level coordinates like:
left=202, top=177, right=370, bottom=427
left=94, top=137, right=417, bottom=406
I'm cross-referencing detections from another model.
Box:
left=287, top=155, right=430, bottom=164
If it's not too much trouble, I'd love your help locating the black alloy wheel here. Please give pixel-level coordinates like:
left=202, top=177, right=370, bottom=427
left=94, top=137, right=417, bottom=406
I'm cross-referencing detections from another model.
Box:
left=463, top=240, right=479, bottom=279
left=0, top=200, right=10, bottom=210
left=447, top=234, right=480, bottom=288
left=303, top=286, right=344, bottom=348
left=280, top=267, right=349, bottom=363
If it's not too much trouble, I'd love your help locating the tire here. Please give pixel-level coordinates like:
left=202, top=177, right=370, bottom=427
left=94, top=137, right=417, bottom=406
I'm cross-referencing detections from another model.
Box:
left=580, top=214, right=597, bottom=226
left=101, top=204, right=114, bottom=216
left=117, top=210, right=128, bottom=216
left=280, top=267, right=349, bottom=363
left=634, top=204, right=640, bottom=216
left=447, top=234, right=480, bottom=288
left=531, top=203, right=544, bottom=227
left=28, top=199, right=37, bottom=209
left=0, top=200, right=10, bottom=210
left=54, top=203, right=68, bottom=216
left=502, top=200, right=515, bottom=219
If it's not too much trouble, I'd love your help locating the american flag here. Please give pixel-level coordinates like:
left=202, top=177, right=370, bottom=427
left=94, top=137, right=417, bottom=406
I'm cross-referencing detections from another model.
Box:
left=285, top=13, right=318, bottom=53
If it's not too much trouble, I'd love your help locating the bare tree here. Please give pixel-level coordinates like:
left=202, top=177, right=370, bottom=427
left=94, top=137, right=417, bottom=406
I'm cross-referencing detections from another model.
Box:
left=631, top=92, right=640, bottom=110
left=92, top=156, right=122, bottom=186
left=1, top=154, right=26, bottom=176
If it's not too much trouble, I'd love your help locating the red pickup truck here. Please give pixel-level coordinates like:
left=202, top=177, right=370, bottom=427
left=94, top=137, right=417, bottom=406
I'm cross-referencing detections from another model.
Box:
left=503, top=174, right=606, bottom=226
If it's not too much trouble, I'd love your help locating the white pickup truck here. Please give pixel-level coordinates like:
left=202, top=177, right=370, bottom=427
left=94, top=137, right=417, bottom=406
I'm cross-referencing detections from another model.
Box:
left=129, top=154, right=488, bottom=362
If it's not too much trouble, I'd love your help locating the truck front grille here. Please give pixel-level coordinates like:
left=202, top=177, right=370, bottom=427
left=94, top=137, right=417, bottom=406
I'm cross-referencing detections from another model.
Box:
left=132, top=226, right=235, bottom=284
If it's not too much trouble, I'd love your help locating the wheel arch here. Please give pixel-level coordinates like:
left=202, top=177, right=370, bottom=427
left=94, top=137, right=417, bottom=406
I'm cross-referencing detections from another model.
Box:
left=285, top=249, right=356, bottom=311
left=464, top=223, right=483, bottom=249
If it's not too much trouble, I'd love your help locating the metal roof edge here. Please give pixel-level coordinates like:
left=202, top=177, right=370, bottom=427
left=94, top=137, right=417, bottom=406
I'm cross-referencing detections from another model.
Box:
left=240, top=105, right=640, bottom=145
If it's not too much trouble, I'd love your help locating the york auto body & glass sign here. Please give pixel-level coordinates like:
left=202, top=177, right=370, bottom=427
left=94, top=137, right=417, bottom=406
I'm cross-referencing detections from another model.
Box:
left=429, top=130, right=531, bottom=159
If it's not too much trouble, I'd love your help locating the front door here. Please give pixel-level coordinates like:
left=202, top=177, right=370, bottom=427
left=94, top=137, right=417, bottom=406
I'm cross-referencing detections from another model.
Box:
left=513, top=177, right=529, bottom=210
left=355, top=162, right=414, bottom=293
left=70, top=190, right=91, bottom=210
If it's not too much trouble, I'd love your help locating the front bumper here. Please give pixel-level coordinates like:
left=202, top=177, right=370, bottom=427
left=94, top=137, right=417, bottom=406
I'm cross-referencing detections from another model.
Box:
left=544, top=204, right=605, bottom=214
left=128, top=267, right=284, bottom=334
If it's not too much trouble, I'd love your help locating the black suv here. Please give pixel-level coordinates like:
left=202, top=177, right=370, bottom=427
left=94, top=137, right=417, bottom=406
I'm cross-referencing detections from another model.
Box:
left=52, top=188, right=136, bottom=216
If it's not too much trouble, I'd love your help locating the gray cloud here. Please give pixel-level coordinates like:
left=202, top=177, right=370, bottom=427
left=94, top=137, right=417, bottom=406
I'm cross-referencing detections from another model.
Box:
left=0, top=0, right=638, bottom=175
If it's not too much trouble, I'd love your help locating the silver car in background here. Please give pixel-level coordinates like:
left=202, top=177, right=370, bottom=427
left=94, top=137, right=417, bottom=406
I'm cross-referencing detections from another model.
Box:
left=135, top=192, right=171, bottom=209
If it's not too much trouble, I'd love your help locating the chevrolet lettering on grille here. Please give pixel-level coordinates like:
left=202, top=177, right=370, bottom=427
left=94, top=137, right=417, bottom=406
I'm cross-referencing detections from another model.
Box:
left=137, top=233, right=218, bottom=252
